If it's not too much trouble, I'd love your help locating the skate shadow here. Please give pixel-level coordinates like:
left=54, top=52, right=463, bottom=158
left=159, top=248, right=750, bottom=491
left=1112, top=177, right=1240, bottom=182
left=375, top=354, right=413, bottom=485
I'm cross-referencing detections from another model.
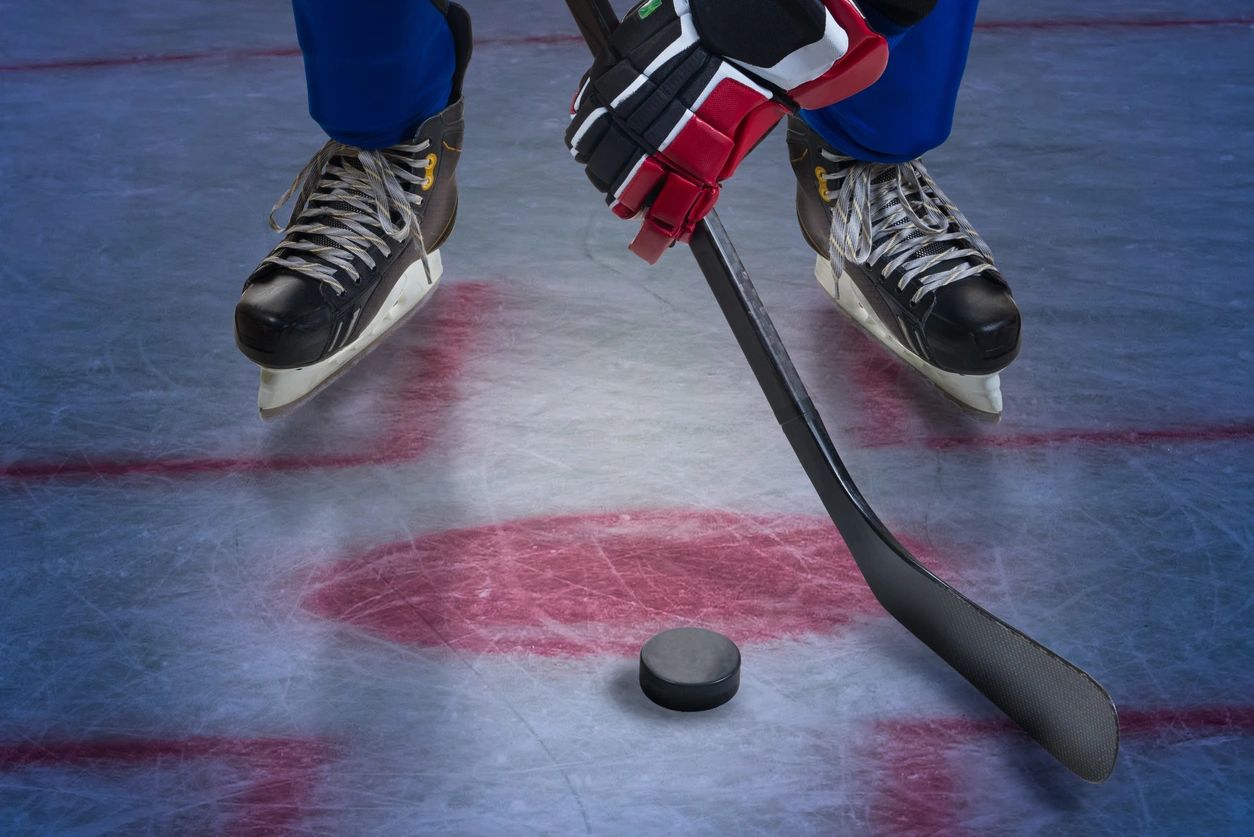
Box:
left=254, top=281, right=499, bottom=467
left=233, top=281, right=504, bottom=811
left=797, top=294, right=996, bottom=449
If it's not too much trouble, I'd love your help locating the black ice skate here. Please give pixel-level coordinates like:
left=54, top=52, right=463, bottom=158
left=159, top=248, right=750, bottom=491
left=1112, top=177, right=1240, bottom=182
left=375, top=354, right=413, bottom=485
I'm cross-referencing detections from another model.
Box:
left=787, top=115, right=1020, bottom=416
left=234, top=4, right=471, bottom=419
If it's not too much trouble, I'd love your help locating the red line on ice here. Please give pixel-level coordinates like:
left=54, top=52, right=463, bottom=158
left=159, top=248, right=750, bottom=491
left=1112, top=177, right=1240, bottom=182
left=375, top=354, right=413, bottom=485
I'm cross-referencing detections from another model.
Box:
left=0, top=34, right=585, bottom=73
left=0, top=736, right=334, bottom=836
left=917, top=422, right=1254, bottom=451
left=795, top=302, right=1254, bottom=453
left=976, top=16, right=1254, bottom=32
left=1, top=17, right=1250, bottom=74
left=867, top=705, right=1254, bottom=835
left=0, top=282, right=494, bottom=481
left=803, top=301, right=1254, bottom=452
left=0, top=46, right=298, bottom=73
left=299, top=508, right=904, bottom=656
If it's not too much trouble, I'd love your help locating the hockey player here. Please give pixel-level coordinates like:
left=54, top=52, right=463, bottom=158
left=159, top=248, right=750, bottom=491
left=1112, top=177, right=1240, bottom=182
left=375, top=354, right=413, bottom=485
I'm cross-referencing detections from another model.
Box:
left=237, top=0, right=1015, bottom=419
left=232, top=0, right=883, bottom=419
left=567, top=0, right=1019, bottom=415
left=234, top=1, right=471, bottom=418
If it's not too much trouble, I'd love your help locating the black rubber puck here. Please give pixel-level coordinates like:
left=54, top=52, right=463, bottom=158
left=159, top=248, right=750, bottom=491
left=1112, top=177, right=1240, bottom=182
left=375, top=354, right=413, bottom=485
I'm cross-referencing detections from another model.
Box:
left=639, top=627, right=740, bottom=712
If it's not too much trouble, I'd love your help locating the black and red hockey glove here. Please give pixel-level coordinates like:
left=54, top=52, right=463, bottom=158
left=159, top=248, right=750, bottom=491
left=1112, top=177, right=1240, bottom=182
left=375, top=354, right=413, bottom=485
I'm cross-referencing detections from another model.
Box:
left=565, top=0, right=888, bottom=263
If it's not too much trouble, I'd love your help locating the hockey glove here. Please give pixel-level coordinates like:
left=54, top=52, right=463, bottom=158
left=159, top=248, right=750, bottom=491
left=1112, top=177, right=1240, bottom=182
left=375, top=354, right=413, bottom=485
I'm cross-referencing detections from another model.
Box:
left=566, top=0, right=888, bottom=263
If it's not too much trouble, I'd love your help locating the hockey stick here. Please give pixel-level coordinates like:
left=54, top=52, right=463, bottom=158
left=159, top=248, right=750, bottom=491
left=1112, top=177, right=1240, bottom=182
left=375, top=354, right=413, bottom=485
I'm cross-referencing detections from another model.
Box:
left=565, top=0, right=1119, bottom=782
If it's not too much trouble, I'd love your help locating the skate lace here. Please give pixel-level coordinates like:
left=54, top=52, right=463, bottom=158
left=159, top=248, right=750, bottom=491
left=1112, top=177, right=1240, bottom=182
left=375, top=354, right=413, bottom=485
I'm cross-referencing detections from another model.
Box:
left=820, top=152, right=996, bottom=304
left=262, top=139, right=437, bottom=295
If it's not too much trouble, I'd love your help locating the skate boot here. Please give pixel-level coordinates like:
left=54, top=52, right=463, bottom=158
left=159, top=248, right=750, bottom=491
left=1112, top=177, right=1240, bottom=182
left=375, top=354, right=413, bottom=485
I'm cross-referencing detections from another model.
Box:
left=787, top=115, right=1020, bottom=416
left=234, top=4, right=471, bottom=419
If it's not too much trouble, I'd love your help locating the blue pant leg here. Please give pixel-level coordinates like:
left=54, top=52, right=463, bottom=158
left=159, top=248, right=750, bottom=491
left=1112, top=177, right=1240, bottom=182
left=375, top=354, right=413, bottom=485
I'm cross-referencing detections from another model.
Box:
left=292, top=0, right=456, bottom=150
left=801, top=0, right=979, bottom=163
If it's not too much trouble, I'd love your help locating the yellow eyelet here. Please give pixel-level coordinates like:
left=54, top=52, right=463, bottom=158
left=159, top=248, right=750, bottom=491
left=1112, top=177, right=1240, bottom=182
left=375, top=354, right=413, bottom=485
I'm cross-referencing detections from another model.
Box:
left=422, top=152, right=438, bottom=191
left=814, top=166, right=831, bottom=202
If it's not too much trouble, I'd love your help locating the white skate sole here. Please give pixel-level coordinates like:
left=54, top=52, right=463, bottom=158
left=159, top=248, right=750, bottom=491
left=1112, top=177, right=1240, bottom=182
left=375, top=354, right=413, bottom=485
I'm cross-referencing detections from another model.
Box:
left=815, top=256, right=1003, bottom=417
left=257, top=250, right=444, bottom=420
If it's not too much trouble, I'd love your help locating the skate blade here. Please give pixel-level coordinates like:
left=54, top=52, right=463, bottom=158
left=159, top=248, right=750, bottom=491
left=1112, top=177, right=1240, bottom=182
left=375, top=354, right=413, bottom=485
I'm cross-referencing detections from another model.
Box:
left=815, top=256, right=1003, bottom=418
left=256, top=250, right=444, bottom=420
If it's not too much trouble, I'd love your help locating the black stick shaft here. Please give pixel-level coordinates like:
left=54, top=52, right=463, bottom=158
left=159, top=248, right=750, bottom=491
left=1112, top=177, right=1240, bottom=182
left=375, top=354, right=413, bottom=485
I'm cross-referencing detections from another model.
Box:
left=564, top=0, right=1118, bottom=783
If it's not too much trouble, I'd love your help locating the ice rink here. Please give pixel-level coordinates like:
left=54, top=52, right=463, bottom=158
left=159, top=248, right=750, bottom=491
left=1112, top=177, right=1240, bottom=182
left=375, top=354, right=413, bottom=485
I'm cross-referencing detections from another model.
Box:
left=2, top=0, right=1253, bottom=833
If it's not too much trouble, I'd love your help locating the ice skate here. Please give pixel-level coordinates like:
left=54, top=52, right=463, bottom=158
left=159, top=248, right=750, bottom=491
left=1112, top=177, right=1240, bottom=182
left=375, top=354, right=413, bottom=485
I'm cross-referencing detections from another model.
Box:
left=234, top=5, right=470, bottom=419
left=787, top=116, right=1020, bottom=417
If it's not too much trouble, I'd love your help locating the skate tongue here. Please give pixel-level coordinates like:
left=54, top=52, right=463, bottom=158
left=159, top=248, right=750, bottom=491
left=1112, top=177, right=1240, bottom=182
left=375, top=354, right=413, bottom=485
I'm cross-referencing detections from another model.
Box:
left=878, top=199, right=978, bottom=293
left=877, top=169, right=974, bottom=272
left=285, top=154, right=414, bottom=269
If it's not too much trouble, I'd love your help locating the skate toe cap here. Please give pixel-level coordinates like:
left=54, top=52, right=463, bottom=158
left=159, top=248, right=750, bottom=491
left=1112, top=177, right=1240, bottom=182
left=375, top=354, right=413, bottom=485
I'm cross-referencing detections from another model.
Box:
left=925, top=278, right=1021, bottom=374
left=235, top=274, right=333, bottom=368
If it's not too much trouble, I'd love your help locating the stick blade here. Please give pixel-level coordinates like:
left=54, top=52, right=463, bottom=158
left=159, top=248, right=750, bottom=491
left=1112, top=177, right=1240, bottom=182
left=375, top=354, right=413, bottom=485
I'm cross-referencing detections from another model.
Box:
left=690, top=216, right=1120, bottom=783
left=828, top=441, right=1121, bottom=782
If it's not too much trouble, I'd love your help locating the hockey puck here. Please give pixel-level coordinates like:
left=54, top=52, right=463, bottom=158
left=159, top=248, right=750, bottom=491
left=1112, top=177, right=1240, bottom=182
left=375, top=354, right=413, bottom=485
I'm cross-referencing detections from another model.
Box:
left=639, top=627, right=740, bottom=712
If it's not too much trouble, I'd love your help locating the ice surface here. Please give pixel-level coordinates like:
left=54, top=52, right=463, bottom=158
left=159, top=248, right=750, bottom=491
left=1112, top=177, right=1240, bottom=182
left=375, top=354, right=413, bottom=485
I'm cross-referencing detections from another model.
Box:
left=1, top=1, right=1252, bottom=834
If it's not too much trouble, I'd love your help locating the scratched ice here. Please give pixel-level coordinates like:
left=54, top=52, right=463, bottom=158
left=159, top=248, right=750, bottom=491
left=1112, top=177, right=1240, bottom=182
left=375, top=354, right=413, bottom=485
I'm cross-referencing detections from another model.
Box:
left=1, top=0, right=1252, bottom=834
